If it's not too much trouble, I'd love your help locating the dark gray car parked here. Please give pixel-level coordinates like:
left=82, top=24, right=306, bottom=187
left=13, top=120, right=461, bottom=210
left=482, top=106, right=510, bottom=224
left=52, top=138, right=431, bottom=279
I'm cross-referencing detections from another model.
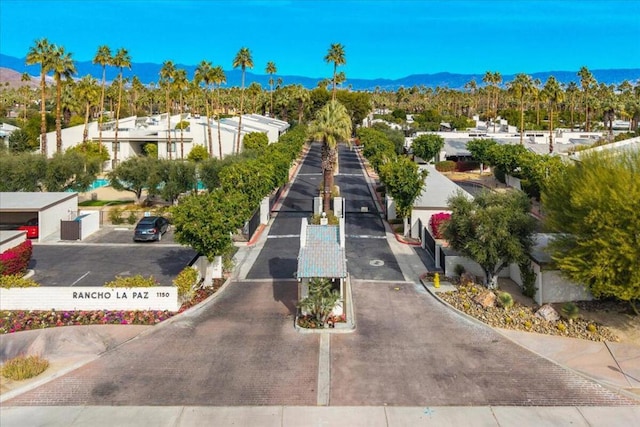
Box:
left=133, top=216, right=169, bottom=242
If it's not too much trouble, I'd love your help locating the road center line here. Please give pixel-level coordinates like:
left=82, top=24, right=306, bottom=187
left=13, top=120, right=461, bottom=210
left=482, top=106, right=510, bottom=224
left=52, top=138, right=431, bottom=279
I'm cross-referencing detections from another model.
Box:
left=346, top=235, right=387, bottom=239
left=70, top=271, right=90, bottom=287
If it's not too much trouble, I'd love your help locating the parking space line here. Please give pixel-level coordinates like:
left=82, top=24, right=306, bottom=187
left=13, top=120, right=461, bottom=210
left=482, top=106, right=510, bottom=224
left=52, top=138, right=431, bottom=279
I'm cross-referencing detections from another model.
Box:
left=71, top=271, right=90, bottom=287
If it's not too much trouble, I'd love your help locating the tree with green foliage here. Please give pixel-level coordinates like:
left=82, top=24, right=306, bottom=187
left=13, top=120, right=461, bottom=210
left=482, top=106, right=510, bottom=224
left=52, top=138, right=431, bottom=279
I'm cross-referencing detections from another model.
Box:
left=187, top=145, right=209, bottom=162
left=412, top=134, right=444, bottom=162
left=108, top=156, right=160, bottom=202
left=50, top=45, right=76, bottom=153
left=148, top=160, right=196, bottom=204
left=308, top=100, right=352, bottom=212
left=43, top=151, right=99, bottom=192
left=0, top=153, right=47, bottom=191
left=466, top=138, right=497, bottom=173
left=171, top=189, right=251, bottom=261
left=379, top=156, right=428, bottom=236
left=8, top=129, right=38, bottom=152
left=357, top=127, right=397, bottom=172
left=219, top=158, right=275, bottom=208
left=324, top=43, right=346, bottom=101
left=242, top=132, right=269, bottom=151
left=66, top=140, right=110, bottom=172
left=232, top=47, right=254, bottom=154
left=542, top=150, right=640, bottom=314
left=26, top=38, right=54, bottom=155
left=443, top=190, right=536, bottom=288
left=486, top=143, right=528, bottom=182
left=541, top=76, right=564, bottom=153
left=507, top=73, right=536, bottom=144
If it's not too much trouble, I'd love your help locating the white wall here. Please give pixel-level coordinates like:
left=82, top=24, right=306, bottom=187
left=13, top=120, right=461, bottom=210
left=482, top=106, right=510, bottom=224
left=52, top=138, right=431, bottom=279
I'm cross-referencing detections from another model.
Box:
left=40, top=194, right=78, bottom=241
left=78, top=210, right=100, bottom=240
left=0, top=231, right=26, bottom=253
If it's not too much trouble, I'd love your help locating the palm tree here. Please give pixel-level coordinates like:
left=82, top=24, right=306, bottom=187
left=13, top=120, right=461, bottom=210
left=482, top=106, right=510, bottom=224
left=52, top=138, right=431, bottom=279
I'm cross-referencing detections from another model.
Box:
left=578, top=66, right=596, bottom=131
left=565, top=81, right=579, bottom=129
left=75, top=75, right=100, bottom=143
left=212, top=66, right=227, bottom=159
left=93, top=45, right=113, bottom=153
left=507, top=73, right=535, bottom=144
left=112, top=48, right=131, bottom=165
left=160, top=60, right=176, bottom=159
left=195, top=60, right=214, bottom=157
left=324, top=43, right=346, bottom=101
left=232, top=47, right=253, bottom=154
left=308, top=100, right=352, bottom=212
left=541, top=76, right=564, bottom=154
left=292, top=84, right=310, bottom=124
left=26, top=38, right=54, bottom=155
left=20, top=72, right=32, bottom=122
left=173, top=68, right=189, bottom=159
left=50, top=45, right=76, bottom=153
left=266, top=61, right=277, bottom=117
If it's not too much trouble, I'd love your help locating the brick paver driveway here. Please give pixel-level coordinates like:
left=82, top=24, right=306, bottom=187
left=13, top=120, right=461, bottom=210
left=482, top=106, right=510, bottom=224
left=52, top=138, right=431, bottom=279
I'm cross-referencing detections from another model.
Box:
left=330, top=280, right=635, bottom=406
left=6, top=280, right=319, bottom=406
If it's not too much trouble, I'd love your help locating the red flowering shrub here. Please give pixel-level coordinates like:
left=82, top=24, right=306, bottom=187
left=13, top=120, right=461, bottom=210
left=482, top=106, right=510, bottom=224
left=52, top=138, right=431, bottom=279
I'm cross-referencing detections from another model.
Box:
left=0, top=240, right=33, bottom=276
left=429, top=212, right=451, bottom=239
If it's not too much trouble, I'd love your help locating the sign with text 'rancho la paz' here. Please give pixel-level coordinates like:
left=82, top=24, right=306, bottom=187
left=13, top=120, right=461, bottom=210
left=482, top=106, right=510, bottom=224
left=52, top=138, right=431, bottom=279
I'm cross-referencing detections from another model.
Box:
left=0, top=287, right=179, bottom=312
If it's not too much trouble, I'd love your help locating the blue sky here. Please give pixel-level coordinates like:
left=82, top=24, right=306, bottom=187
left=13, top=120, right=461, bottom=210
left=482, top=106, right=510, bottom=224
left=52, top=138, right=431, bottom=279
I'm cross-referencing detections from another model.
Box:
left=1, top=0, right=639, bottom=80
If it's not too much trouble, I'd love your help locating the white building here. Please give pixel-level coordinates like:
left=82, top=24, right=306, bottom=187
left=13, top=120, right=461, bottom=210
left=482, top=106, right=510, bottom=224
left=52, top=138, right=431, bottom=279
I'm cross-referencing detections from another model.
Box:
left=41, top=113, right=289, bottom=170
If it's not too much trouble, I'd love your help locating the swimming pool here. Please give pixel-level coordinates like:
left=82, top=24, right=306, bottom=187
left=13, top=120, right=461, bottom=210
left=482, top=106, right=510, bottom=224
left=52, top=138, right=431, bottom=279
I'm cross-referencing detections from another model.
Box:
left=88, top=178, right=110, bottom=190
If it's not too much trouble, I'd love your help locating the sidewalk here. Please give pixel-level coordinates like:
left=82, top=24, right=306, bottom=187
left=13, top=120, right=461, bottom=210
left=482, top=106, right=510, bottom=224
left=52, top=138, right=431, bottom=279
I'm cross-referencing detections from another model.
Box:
left=2, top=405, right=639, bottom=427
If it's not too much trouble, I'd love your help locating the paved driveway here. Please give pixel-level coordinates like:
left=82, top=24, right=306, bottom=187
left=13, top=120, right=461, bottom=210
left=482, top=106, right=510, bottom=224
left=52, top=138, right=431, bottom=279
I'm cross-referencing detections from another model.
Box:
left=330, top=280, right=634, bottom=406
left=6, top=280, right=319, bottom=406
left=5, top=279, right=634, bottom=406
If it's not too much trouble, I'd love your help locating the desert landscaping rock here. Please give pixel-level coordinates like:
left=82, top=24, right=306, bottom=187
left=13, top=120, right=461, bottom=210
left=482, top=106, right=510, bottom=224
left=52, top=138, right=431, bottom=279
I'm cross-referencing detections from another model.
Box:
left=535, top=304, right=561, bottom=322
left=439, top=283, right=619, bottom=342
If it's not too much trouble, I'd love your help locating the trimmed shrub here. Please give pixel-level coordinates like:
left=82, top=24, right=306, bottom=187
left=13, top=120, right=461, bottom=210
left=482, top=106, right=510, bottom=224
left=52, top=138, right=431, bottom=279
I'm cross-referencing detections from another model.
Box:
left=0, top=275, right=39, bottom=288
left=0, top=240, right=33, bottom=276
left=108, top=207, right=125, bottom=224
left=173, top=266, right=199, bottom=299
left=104, top=275, right=158, bottom=287
left=498, top=292, right=514, bottom=309
left=435, top=160, right=456, bottom=172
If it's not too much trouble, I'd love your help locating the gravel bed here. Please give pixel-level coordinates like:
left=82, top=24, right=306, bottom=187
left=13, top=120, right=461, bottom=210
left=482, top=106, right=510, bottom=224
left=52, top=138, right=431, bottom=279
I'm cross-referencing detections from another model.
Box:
left=438, top=282, right=619, bottom=342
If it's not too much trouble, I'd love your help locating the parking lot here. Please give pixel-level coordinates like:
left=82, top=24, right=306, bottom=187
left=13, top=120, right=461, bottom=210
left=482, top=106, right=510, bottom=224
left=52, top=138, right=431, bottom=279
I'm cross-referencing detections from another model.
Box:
left=31, top=226, right=197, bottom=287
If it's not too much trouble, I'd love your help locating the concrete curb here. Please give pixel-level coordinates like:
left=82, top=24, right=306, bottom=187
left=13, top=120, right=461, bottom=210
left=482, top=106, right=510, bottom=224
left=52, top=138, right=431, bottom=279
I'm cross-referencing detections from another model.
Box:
left=420, top=279, right=640, bottom=402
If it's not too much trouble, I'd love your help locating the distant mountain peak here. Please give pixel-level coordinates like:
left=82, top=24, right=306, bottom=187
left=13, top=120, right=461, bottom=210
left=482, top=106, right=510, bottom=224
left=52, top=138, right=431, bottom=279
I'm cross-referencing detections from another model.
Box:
left=1, top=53, right=638, bottom=91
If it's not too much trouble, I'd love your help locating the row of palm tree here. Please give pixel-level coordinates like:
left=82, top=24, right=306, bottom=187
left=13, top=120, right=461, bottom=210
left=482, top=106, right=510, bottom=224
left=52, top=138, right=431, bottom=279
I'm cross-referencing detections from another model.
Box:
left=16, top=38, right=638, bottom=160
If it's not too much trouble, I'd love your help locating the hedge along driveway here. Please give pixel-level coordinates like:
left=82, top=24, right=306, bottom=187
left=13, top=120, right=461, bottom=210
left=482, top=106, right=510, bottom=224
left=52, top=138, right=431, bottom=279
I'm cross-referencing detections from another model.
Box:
left=29, top=244, right=197, bottom=287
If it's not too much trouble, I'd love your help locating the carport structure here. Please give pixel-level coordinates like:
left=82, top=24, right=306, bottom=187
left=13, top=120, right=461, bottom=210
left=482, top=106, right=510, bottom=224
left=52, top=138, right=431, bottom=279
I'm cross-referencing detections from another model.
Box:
left=0, top=192, right=78, bottom=242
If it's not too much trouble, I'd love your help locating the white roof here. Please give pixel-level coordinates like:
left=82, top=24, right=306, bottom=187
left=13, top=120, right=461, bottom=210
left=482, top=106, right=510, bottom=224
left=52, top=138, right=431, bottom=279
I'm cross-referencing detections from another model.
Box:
left=413, top=165, right=473, bottom=209
left=0, top=192, right=77, bottom=211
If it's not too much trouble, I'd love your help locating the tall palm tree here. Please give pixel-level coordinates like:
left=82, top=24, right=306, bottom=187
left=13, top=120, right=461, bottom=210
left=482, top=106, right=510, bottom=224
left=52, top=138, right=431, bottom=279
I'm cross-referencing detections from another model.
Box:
left=266, top=61, right=277, bottom=117
left=308, top=100, right=352, bottom=213
left=507, top=73, right=535, bottom=144
left=324, top=43, right=346, bottom=101
left=20, top=72, right=32, bottom=122
left=565, top=81, right=579, bottom=129
left=578, top=66, right=596, bottom=131
left=50, top=45, right=76, bottom=153
left=26, top=38, right=54, bottom=155
left=75, top=75, right=100, bottom=143
left=195, top=60, right=214, bottom=157
left=232, top=47, right=253, bottom=154
left=212, top=66, right=227, bottom=159
left=93, top=45, right=112, bottom=154
left=112, top=48, right=131, bottom=165
left=541, top=76, right=564, bottom=154
left=173, top=68, right=189, bottom=159
left=160, top=60, right=176, bottom=159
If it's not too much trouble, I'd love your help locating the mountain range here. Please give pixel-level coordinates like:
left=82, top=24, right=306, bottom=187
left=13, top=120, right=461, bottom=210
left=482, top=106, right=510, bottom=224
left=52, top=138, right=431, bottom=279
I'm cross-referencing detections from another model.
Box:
left=1, top=53, right=639, bottom=91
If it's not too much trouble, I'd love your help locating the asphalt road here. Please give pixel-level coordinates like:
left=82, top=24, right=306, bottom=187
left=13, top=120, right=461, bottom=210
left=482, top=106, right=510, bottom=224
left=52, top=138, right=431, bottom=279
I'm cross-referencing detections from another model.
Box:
left=246, top=143, right=404, bottom=281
